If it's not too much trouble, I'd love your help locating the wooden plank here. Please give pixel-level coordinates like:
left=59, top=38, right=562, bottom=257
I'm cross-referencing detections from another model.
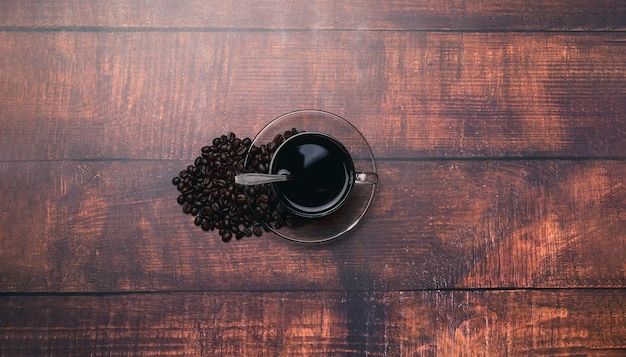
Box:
left=0, top=0, right=624, bottom=31
left=0, top=160, right=623, bottom=292
left=1, top=31, right=625, bottom=160
left=0, top=290, right=624, bottom=355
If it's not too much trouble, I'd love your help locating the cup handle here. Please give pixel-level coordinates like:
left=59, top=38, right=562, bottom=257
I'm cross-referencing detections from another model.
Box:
left=355, top=172, right=378, bottom=184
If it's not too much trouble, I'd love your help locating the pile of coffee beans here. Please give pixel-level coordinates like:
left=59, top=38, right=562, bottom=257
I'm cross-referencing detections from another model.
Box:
left=172, top=129, right=305, bottom=242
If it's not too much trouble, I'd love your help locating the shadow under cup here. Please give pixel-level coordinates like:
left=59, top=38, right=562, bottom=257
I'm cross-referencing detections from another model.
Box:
left=270, top=132, right=377, bottom=219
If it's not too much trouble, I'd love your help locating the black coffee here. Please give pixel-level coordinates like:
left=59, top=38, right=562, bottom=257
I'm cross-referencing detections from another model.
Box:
left=271, top=132, right=354, bottom=217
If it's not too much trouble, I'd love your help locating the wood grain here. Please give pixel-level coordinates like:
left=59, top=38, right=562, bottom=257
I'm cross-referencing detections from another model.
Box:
left=0, top=160, right=623, bottom=292
left=0, top=0, right=624, bottom=30
left=1, top=32, right=625, bottom=160
left=0, top=290, right=624, bottom=356
left=1, top=1, right=624, bottom=354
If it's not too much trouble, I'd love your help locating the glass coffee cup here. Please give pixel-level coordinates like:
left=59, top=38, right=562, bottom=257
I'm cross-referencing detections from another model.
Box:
left=269, top=131, right=378, bottom=218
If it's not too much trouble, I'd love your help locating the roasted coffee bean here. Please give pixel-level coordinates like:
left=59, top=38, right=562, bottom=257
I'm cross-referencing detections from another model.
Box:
left=252, top=226, right=263, bottom=236
left=221, top=231, right=232, bottom=242
left=267, top=141, right=278, bottom=153
left=194, top=216, right=203, bottom=226
left=236, top=145, right=247, bottom=156
left=172, top=177, right=181, bottom=185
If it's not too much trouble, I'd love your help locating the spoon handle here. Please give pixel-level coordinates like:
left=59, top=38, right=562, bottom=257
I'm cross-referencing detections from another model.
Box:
left=234, top=173, right=292, bottom=185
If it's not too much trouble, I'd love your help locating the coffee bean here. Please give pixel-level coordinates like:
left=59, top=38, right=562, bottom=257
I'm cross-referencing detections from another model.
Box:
left=236, top=145, right=247, bottom=156
left=267, top=141, right=278, bottom=153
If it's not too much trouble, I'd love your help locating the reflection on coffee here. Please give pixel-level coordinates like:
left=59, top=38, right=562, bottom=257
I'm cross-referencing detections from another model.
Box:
left=271, top=132, right=354, bottom=217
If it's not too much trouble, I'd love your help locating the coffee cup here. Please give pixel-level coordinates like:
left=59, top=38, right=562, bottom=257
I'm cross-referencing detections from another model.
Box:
left=269, top=131, right=378, bottom=218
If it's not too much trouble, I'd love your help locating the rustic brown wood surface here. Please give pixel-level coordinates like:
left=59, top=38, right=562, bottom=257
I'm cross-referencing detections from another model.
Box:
left=0, top=1, right=624, bottom=355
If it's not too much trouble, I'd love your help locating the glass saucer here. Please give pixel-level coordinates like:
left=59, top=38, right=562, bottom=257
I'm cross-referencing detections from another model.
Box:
left=243, top=110, right=377, bottom=244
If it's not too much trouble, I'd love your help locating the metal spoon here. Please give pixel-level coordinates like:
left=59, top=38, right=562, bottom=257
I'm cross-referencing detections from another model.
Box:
left=234, top=173, right=293, bottom=185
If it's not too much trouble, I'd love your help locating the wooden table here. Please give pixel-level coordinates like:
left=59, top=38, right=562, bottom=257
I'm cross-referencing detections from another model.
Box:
left=1, top=1, right=625, bottom=355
